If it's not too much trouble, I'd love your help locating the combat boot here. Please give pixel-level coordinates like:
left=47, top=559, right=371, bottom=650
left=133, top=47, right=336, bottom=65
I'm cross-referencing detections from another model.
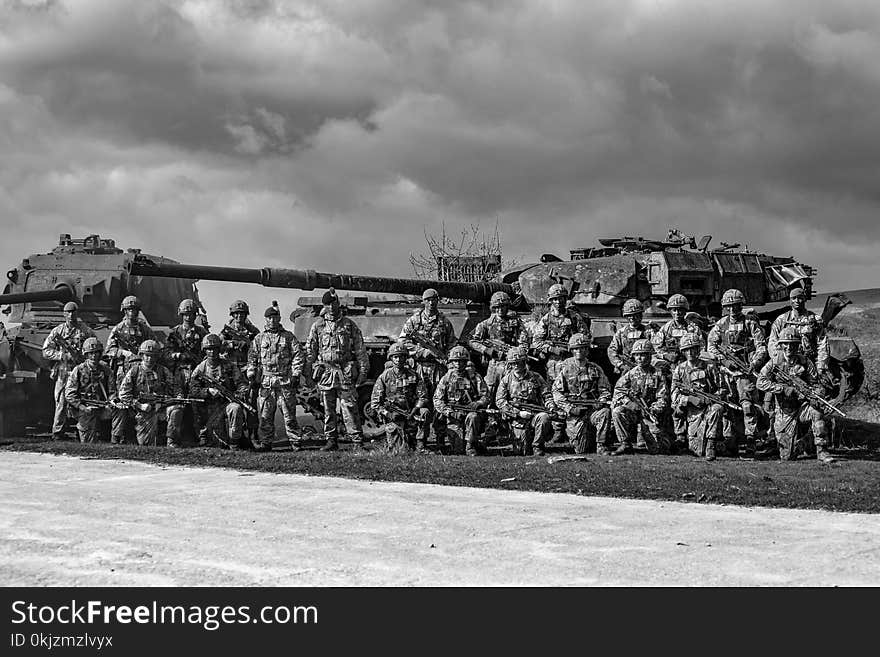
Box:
left=416, top=439, right=430, bottom=454
left=816, top=446, right=836, bottom=464
left=288, top=440, right=303, bottom=452
left=612, top=443, right=633, bottom=456
left=548, top=428, right=566, bottom=446
left=596, top=444, right=612, bottom=456
left=320, top=437, right=338, bottom=452
left=741, top=440, right=756, bottom=459
left=705, top=441, right=717, bottom=462
left=466, top=439, right=479, bottom=457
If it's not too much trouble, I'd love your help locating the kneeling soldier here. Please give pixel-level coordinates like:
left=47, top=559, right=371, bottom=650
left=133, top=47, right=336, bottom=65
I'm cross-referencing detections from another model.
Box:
left=496, top=347, right=554, bottom=456
left=190, top=334, right=249, bottom=449
left=371, top=342, right=430, bottom=454
left=64, top=337, right=114, bottom=443
left=119, top=340, right=185, bottom=446
left=671, top=334, right=731, bottom=461
left=551, top=332, right=612, bottom=454
left=434, top=345, right=491, bottom=456
left=611, top=339, right=670, bottom=455
left=756, top=327, right=835, bottom=463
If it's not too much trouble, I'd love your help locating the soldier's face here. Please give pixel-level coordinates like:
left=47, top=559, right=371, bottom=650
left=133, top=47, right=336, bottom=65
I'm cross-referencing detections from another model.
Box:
left=628, top=313, right=642, bottom=326
left=513, top=360, right=527, bottom=374
left=205, top=347, right=219, bottom=363
left=64, top=310, right=76, bottom=324
left=231, top=311, right=247, bottom=324
left=636, top=352, right=652, bottom=367
left=552, top=297, right=566, bottom=312
left=325, top=301, right=341, bottom=318
left=142, top=353, right=157, bottom=369
left=124, top=308, right=139, bottom=322
left=791, top=296, right=805, bottom=312
left=267, top=315, right=281, bottom=330
left=87, top=351, right=101, bottom=365
left=390, top=354, right=407, bottom=369
left=727, top=303, right=742, bottom=318
left=423, top=297, right=438, bottom=313
left=494, top=303, right=509, bottom=317
left=572, top=346, right=589, bottom=360
left=671, top=308, right=685, bottom=322
left=454, top=358, right=468, bottom=373
left=782, top=342, right=799, bottom=358
left=181, top=311, right=196, bottom=324
left=683, top=346, right=699, bottom=362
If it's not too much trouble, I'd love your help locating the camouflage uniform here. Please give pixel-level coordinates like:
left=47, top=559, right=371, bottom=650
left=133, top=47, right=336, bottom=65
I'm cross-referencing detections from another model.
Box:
left=370, top=364, right=429, bottom=454
left=118, top=361, right=184, bottom=446
left=653, top=319, right=704, bottom=441
left=399, top=309, right=456, bottom=446
left=106, top=318, right=157, bottom=443
left=496, top=368, right=554, bottom=455
left=434, top=367, right=490, bottom=455
left=248, top=326, right=305, bottom=449
left=307, top=310, right=369, bottom=445
left=607, top=322, right=654, bottom=373
left=533, top=307, right=591, bottom=381
left=42, top=320, right=96, bottom=438
left=220, top=320, right=260, bottom=370
left=768, top=310, right=828, bottom=370
left=552, top=357, right=612, bottom=454
left=468, top=313, right=529, bottom=390
left=756, top=354, right=829, bottom=460
left=165, top=322, right=208, bottom=391
left=611, top=365, right=671, bottom=453
left=670, top=360, right=730, bottom=457
left=64, top=359, right=114, bottom=443
left=189, top=358, right=248, bottom=448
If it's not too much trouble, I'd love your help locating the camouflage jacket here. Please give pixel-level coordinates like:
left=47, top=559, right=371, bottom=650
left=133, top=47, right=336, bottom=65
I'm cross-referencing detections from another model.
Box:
left=247, top=328, right=305, bottom=388
left=189, top=359, right=249, bottom=403
left=533, top=307, right=591, bottom=356
left=707, top=315, right=768, bottom=368
left=399, top=310, right=456, bottom=362
left=371, top=365, right=429, bottom=415
left=107, top=319, right=156, bottom=357
left=496, top=369, right=553, bottom=423
left=220, top=320, right=260, bottom=366
left=651, top=319, right=703, bottom=365
left=551, top=357, right=611, bottom=414
left=607, top=322, right=654, bottom=370
left=119, top=363, right=182, bottom=406
left=670, top=360, right=727, bottom=410
left=468, top=313, right=529, bottom=355
left=64, top=360, right=114, bottom=409
left=166, top=323, right=209, bottom=371
left=307, top=314, right=369, bottom=372
left=767, top=310, right=828, bottom=369
left=612, top=365, right=668, bottom=410
left=41, top=320, right=96, bottom=380
left=434, top=368, right=490, bottom=417
left=756, top=353, right=823, bottom=412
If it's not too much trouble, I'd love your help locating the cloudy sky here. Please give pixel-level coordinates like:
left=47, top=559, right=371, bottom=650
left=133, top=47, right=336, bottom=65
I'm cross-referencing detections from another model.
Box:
left=2, top=0, right=880, bottom=323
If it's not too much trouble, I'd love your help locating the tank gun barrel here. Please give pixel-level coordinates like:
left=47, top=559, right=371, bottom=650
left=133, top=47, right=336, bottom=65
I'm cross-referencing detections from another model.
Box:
left=128, top=256, right=514, bottom=303
left=0, top=285, right=76, bottom=306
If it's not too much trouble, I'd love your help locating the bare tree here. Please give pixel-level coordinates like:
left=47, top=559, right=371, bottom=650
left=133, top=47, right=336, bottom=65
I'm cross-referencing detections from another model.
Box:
left=409, top=220, right=516, bottom=282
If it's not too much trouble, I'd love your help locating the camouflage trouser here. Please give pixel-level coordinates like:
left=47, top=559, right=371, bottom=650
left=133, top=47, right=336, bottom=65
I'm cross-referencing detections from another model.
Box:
left=74, top=406, right=105, bottom=443
left=775, top=403, right=828, bottom=461
left=682, top=403, right=727, bottom=456
left=565, top=407, right=612, bottom=454
left=320, top=386, right=362, bottom=441
left=484, top=359, right=508, bottom=390
left=195, top=402, right=245, bottom=448
left=509, top=412, right=553, bottom=454
left=110, top=407, right=130, bottom=444
left=445, top=412, right=484, bottom=455
left=52, top=375, right=71, bottom=436
left=722, top=375, right=767, bottom=445
left=383, top=418, right=419, bottom=454
left=611, top=403, right=672, bottom=453
left=415, top=362, right=446, bottom=445
left=545, top=357, right=568, bottom=436
left=257, top=385, right=300, bottom=447
left=132, top=405, right=183, bottom=446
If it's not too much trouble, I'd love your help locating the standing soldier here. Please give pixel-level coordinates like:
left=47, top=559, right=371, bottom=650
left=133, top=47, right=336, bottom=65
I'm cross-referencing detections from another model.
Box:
left=189, top=334, right=248, bottom=449
left=671, top=334, right=730, bottom=461
left=42, top=301, right=96, bottom=440
left=370, top=342, right=430, bottom=454
left=247, top=304, right=305, bottom=452
left=166, top=299, right=208, bottom=388
left=756, top=327, right=835, bottom=463
left=434, top=346, right=491, bottom=456
left=118, top=340, right=185, bottom=446
left=551, top=332, right=613, bottom=455
left=64, top=337, right=114, bottom=443
left=468, top=291, right=529, bottom=398
left=106, top=295, right=157, bottom=444
left=399, top=288, right=456, bottom=452
left=707, top=288, right=769, bottom=457
left=607, top=298, right=654, bottom=374
left=307, top=290, right=370, bottom=452
left=221, top=299, right=260, bottom=444
left=767, top=288, right=828, bottom=372
left=533, top=283, right=591, bottom=444
left=611, top=340, right=670, bottom=455
left=496, top=347, right=554, bottom=456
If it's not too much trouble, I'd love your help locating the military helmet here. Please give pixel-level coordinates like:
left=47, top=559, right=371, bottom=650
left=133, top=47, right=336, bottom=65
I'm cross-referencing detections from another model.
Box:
left=506, top=346, right=528, bottom=363
left=789, top=287, right=806, bottom=300
left=264, top=305, right=280, bottom=318
left=81, top=337, right=103, bottom=355
left=490, top=291, right=511, bottom=307
left=448, top=345, right=470, bottom=361
left=679, top=333, right=702, bottom=351
left=778, top=327, right=802, bottom=344
left=422, top=288, right=439, bottom=300
left=547, top=283, right=567, bottom=301
left=568, top=332, right=592, bottom=349
left=138, top=339, right=161, bottom=355
left=63, top=301, right=79, bottom=313
left=201, top=334, right=223, bottom=350
left=178, top=299, right=197, bottom=315
left=387, top=342, right=409, bottom=358
left=622, top=299, right=643, bottom=316
left=229, top=300, right=249, bottom=315
left=721, top=289, right=745, bottom=306
left=666, top=294, right=689, bottom=310
left=121, top=295, right=140, bottom=311
left=630, top=339, right=654, bottom=355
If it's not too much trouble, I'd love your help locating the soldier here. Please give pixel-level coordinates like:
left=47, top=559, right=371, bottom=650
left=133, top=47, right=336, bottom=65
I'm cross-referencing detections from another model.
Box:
left=118, top=340, right=185, bottom=447
left=533, top=283, right=591, bottom=444
left=756, top=327, right=835, bottom=463
left=64, top=337, right=114, bottom=443
left=370, top=342, right=430, bottom=454
left=434, top=345, right=491, bottom=456
left=221, top=300, right=260, bottom=369
left=611, top=339, right=670, bottom=455
left=767, top=288, right=828, bottom=372
left=707, top=288, right=769, bottom=457
left=247, top=305, right=305, bottom=452
left=468, top=291, right=529, bottom=396
left=399, top=288, right=456, bottom=451
left=106, top=295, right=157, bottom=444
left=670, top=334, right=730, bottom=461
left=42, top=301, right=96, bottom=440
left=307, top=290, right=370, bottom=451
left=551, top=332, right=613, bottom=454
left=189, top=334, right=248, bottom=449
left=166, top=299, right=209, bottom=388
left=496, top=347, right=554, bottom=456
left=607, top=298, right=653, bottom=374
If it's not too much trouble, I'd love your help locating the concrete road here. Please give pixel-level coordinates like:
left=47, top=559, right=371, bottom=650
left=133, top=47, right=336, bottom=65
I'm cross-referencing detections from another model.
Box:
left=1, top=452, right=878, bottom=586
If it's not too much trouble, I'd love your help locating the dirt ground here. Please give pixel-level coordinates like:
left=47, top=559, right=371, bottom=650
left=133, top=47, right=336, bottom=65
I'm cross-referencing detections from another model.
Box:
left=1, top=451, right=878, bottom=586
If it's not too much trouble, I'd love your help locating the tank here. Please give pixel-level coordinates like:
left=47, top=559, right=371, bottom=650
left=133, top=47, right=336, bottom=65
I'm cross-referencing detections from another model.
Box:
left=0, top=234, right=206, bottom=438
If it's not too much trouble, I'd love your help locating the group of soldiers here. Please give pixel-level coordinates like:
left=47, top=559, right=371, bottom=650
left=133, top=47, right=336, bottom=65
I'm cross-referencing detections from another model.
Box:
left=43, top=281, right=840, bottom=463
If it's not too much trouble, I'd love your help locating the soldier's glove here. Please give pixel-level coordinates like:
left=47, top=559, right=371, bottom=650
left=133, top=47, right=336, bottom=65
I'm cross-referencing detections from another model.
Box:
left=468, top=401, right=483, bottom=410
left=355, top=372, right=367, bottom=387
left=419, top=348, right=435, bottom=361
left=783, top=386, right=797, bottom=397
left=570, top=406, right=587, bottom=418
left=312, top=364, right=325, bottom=380
left=417, top=407, right=430, bottom=421
left=208, top=387, right=220, bottom=398
left=650, top=401, right=665, bottom=414
left=518, top=410, right=534, bottom=420
left=137, top=402, right=152, bottom=413
left=246, top=370, right=256, bottom=381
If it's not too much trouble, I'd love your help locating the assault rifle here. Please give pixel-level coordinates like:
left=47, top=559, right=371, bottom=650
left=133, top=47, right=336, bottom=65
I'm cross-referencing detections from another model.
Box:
left=52, top=333, right=85, bottom=365
left=445, top=402, right=501, bottom=419
left=474, top=338, right=539, bottom=362
left=622, top=389, right=661, bottom=425
left=407, top=334, right=448, bottom=364
left=676, top=382, right=741, bottom=412
left=380, top=400, right=420, bottom=422
left=132, top=394, right=206, bottom=410
left=612, top=353, right=636, bottom=372
left=194, top=371, right=257, bottom=414
left=541, top=338, right=573, bottom=356
left=511, top=400, right=564, bottom=421
left=716, top=344, right=754, bottom=375
left=563, top=395, right=609, bottom=409
left=770, top=364, right=847, bottom=418
left=80, top=398, right=125, bottom=410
